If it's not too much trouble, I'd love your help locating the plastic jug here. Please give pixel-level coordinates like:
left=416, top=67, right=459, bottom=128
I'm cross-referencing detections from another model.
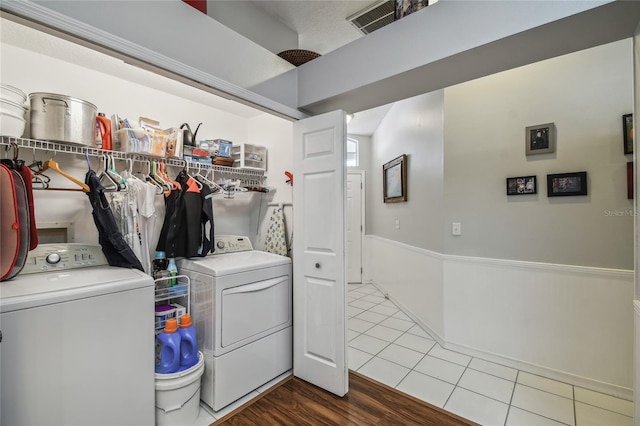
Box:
left=155, top=318, right=181, bottom=374
left=178, top=314, right=198, bottom=369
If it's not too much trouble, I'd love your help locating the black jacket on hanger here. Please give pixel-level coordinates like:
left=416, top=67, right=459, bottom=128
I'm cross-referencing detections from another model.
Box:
left=85, top=169, right=144, bottom=271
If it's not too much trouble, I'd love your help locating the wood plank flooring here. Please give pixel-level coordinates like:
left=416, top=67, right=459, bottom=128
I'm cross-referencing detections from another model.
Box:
left=214, top=372, right=478, bottom=425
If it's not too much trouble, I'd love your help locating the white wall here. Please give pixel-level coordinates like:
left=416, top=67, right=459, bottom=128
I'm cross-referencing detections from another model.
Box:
left=364, top=39, right=635, bottom=396
left=444, top=39, right=633, bottom=270
left=0, top=21, right=292, bottom=251
left=369, top=90, right=445, bottom=253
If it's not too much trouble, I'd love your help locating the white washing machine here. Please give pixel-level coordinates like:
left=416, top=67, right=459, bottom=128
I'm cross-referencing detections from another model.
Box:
left=0, top=244, right=155, bottom=426
left=177, top=235, right=292, bottom=412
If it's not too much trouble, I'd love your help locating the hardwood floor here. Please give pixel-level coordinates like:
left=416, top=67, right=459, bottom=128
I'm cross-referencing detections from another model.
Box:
left=214, top=372, right=478, bottom=425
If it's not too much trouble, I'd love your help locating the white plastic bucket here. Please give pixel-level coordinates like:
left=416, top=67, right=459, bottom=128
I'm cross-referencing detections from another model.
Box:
left=155, top=351, right=205, bottom=426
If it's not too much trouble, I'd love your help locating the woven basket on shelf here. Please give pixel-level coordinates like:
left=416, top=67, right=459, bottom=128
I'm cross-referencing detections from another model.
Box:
left=277, top=49, right=321, bottom=67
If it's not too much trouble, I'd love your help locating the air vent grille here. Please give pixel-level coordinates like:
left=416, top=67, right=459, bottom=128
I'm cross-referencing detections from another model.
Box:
left=348, top=0, right=395, bottom=35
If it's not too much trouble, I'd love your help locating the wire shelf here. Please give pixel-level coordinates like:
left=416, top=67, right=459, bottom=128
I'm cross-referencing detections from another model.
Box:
left=0, top=136, right=266, bottom=185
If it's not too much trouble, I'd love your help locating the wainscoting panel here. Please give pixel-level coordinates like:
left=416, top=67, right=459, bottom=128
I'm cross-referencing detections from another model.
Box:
left=364, top=235, right=634, bottom=398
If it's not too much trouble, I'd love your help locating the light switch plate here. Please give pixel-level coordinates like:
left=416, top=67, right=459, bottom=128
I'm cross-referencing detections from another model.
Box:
left=452, top=222, right=461, bottom=236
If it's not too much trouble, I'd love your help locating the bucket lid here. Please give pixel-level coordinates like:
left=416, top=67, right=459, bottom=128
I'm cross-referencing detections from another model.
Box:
left=28, top=92, right=97, bottom=111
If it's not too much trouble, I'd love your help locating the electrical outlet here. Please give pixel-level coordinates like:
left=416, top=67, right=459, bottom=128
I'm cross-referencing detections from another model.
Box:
left=395, top=219, right=400, bottom=229
left=452, top=222, right=461, bottom=236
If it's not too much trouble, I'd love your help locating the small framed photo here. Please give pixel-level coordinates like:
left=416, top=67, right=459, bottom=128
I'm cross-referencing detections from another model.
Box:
left=623, top=113, right=633, bottom=155
left=547, top=172, right=588, bottom=197
left=525, top=123, right=556, bottom=155
left=383, top=154, right=407, bottom=203
left=506, top=175, right=537, bottom=195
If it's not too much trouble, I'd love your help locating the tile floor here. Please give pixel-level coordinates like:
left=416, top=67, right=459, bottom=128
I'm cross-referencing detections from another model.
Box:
left=347, top=283, right=634, bottom=426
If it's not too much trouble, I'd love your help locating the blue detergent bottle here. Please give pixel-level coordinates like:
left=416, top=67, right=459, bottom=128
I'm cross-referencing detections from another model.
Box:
left=178, top=314, right=198, bottom=369
left=155, top=318, right=181, bottom=374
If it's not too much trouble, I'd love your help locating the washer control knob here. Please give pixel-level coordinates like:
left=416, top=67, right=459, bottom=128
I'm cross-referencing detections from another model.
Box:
left=216, top=241, right=225, bottom=250
left=46, top=253, right=61, bottom=264
left=315, top=263, right=320, bottom=269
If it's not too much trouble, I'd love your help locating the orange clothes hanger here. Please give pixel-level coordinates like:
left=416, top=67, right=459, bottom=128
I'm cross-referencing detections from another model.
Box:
left=42, top=159, right=90, bottom=192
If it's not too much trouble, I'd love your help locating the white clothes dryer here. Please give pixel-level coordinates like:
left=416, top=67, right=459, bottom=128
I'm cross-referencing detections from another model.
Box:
left=0, top=244, right=155, bottom=426
left=177, top=235, right=292, bottom=412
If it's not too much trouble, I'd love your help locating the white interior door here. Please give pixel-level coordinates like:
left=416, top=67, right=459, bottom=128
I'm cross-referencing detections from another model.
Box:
left=292, top=110, right=348, bottom=396
left=347, top=172, right=363, bottom=284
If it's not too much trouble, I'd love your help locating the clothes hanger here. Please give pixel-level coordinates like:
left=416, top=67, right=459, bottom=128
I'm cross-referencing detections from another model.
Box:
left=106, top=154, right=126, bottom=191
left=41, top=157, right=90, bottom=192
left=97, top=154, right=120, bottom=192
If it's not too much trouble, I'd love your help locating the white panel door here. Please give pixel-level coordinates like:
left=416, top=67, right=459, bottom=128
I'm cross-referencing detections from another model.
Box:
left=292, top=110, right=348, bottom=396
left=347, top=172, right=363, bottom=283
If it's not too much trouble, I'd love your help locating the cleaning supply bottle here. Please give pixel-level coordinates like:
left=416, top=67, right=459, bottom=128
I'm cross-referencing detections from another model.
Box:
left=167, top=258, right=178, bottom=287
left=96, top=113, right=112, bottom=150
left=178, top=314, right=198, bottom=369
left=152, top=251, right=168, bottom=279
left=155, top=318, right=181, bottom=374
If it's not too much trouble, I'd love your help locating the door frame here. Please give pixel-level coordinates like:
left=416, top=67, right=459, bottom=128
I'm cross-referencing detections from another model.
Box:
left=347, top=170, right=365, bottom=284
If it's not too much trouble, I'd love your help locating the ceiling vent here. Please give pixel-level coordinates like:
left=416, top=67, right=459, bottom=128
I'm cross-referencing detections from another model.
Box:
left=348, top=0, right=395, bottom=35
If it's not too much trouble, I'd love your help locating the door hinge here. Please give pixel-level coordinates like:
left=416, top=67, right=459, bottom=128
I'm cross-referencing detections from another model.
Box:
left=360, top=225, right=363, bottom=232
left=360, top=267, right=363, bottom=274
left=360, top=182, right=363, bottom=189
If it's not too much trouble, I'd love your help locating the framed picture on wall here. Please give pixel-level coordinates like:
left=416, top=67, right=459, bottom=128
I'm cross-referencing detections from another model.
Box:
left=506, top=175, right=537, bottom=195
left=547, top=171, right=588, bottom=197
left=623, top=113, right=633, bottom=155
left=525, top=123, right=556, bottom=155
left=383, top=154, right=407, bottom=203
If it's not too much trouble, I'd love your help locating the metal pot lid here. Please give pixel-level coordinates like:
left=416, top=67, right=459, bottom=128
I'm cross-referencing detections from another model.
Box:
left=28, top=92, right=97, bottom=110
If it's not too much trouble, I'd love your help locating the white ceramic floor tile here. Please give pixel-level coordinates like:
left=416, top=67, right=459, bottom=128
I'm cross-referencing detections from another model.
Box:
left=468, top=357, right=518, bottom=382
left=428, top=345, right=471, bottom=367
left=350, top=299, right=377, bottom=310
left=574, top=387, right=633, bottom=417
left=392, top=310, right=412, bottom=321
left=517, top=372, right=573, bottom=399
left=349, top=334, right=390, bottom=355
left=362, top=294, right=386, bottom=304
left=347, top=305, right=364, bottom=317
left=369, top=304, right=399, bottom=317
left=379, top=316, right=415, bottom=332
left=379, top=299, right=398, bottom=308
left=444, top=387, right=509, bottom=426
left=363, top=324, right=405, bottom=342
left=348, top=347, right=374, bottom=371
left=348, top=290, right=368, bottom=299
left=511, top=384, right=575, bottom=426
left=377, top=343, right=425, bottom=369
left=348, top=295, right=357, bottom=302
left=348, top=317, right=376, bottom=333
left=413, top=355, right=466, bottom=385
left=394, top=332, right=435, bottom=354
left=355, top=310, right=390, bottom=324
left=348, top=329, right=360, bottom=341
left=457, top=368, right=515, bottom=403
left=506, top=407, right=567, bottom=426
left=358, top=356, right=409, bottom=388
left=356, top=286, right=379, bottom=295
left=575, top=401, right=632, bottom=426
left=406, top=324, right=431, bottom=338
left=193, top=405, right=217, bottom=424
left=396, top=371, right=455, bottom=408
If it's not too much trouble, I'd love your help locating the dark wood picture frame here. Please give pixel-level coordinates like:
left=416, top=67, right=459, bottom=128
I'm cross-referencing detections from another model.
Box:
left=623, top=113, right=633, bottom=155
left=525, top=123, right=556, bottom=155
left=547, top=172, right=588, bottom=197
left=506, top=175, right=537, bottom=196
left=383, top=154, right=407, bottom=203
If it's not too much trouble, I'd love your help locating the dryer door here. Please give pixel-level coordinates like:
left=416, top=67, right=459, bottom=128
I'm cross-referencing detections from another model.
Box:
left=220, top=275, right=291, bottom=351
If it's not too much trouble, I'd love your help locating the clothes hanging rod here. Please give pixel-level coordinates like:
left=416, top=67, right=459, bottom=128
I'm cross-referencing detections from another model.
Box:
left=0, top=136, right=266, bottom=182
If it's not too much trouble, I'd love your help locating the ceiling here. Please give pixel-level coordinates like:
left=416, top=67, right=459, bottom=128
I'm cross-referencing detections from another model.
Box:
left=247, top=0, right=392, bottom=135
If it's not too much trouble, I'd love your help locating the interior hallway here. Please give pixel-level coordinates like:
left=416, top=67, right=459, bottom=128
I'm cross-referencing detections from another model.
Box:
left=347, top=283, right=633, bottom=426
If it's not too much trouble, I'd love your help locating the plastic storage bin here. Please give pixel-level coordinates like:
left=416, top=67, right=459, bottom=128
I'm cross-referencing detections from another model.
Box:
left=113, top=128, right=170, bottom=157
left=232, top=143, right=267, bottom=170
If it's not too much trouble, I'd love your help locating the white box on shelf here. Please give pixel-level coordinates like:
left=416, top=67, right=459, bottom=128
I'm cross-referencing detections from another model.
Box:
left=232, top=143, right=267, bottom=170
